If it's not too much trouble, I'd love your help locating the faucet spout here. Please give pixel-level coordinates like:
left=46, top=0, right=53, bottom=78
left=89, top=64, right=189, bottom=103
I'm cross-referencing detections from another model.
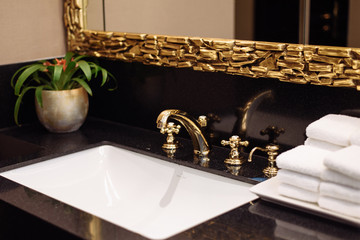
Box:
left=156, top=109, right=210, bottom=156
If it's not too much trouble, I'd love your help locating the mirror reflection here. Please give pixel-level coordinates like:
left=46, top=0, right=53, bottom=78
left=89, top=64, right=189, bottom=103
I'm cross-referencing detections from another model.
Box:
left=86, top=0, right=104, bottom=31
left=87, top=0, right=300, bottom=43
left=87, top=0, right=360, bottom=48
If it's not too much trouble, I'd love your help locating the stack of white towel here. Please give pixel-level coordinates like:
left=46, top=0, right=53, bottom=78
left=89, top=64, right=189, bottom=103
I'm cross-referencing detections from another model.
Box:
left=276, top=114, right=360, bottom=219
left=319, top=146, right=360, bottom=218
left=276, top=145, right=329, bottom=203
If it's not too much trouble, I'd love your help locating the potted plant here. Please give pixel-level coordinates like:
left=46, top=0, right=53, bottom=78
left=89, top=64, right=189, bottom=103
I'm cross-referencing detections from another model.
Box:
left=11, top=52, right=115, bottom=133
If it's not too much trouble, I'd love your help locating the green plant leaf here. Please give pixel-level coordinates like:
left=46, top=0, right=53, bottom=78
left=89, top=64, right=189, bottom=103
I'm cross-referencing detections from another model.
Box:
left=34, top=85, right=51, bottom=108
left=77, top=60, right=92, bottom=81
left=31, top=72, right=42, bottom=84
left=100, top=67, right=108, bottom=86
left=53, top=65, right=63, bottom=83
left=73, top=55, right=86, bottom=62
left=107, top=72, right=117, bottom=91
left=63, top=76, right=83, bottom=90
left=64, top=52, right=75, bottom=67
left=65, top=61, right=76, bottom=73
left=72, top=77, right=93, bottom=96
left=89, top=62, right=100, bottom=78
left=36, top=75, right=53, bottom=88
left=14, top=86, right=36, bottom=126
left=14, top=64, right=46, bottom=95
left=11, top=65, right=30, bottom=88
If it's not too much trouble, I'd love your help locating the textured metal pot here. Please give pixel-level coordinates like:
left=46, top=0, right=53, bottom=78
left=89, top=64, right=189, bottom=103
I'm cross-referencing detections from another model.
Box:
left=35, top=87, right=89, bottom=133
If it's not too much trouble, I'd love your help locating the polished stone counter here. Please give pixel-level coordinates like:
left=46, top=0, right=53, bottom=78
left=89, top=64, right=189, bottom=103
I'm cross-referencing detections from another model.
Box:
left=0, top=118, right=359, bottom=239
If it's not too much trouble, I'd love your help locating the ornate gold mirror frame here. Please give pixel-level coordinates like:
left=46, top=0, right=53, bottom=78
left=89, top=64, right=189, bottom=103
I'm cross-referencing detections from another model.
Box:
left=65, top=0, right=360, bottom=90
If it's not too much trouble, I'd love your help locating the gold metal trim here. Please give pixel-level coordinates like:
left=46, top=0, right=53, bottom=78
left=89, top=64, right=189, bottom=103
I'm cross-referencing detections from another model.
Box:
left=64, top=0, right=360, bottom=90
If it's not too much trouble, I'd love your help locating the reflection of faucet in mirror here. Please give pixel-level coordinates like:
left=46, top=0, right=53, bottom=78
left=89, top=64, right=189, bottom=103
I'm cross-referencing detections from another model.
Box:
left=156, top=109, right=210, bottom=158
left=260, top=125, right=285, bottom=145
left=233, top=90, right=274, bottom=139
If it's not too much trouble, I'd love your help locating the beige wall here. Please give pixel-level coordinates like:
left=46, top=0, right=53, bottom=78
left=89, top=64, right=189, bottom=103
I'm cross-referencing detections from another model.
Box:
left=0, top=0, right=66, bottom=65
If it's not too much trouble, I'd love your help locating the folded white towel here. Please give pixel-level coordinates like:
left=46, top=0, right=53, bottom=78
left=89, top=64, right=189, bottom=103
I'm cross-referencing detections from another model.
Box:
left=322, top=168, right=360, bottom=190
left=350, top=129, right=360, bottom=146
left=278, top=183, right=319, bottom=203
left=304, top=138, right=343, bottom=152
left=324, top=145, right=360, bottom=181
left=306, top=114, right=360, bottom=147
left=277, top=169, right=320, bottom=192
left=318, top=196, right=360, bottom=219
left=320, top=182, right=360, bottom=204
left=276, top=145, right=330, bottom=178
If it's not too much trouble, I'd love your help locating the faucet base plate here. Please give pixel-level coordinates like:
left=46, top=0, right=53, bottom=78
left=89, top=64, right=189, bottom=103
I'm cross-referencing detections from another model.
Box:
left=224, top=157, right=246, bottom=166
left=263, top=167, right=278, bottom=178
left=162, top=142, right=179, bottom=150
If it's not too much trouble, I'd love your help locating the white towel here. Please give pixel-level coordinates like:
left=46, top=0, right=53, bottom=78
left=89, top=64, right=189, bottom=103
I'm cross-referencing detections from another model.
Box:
left=321, top=168, right=360, bottom=190
left=350, top=129, right=360, bottom=146
left=318, top=196, right=360, bottom=219
left=277, top=169, right=320, bottom=192
left=304, top=138, right=343, bottom=152
left=306, top=114, right=360, bottom=147
left=324, top=145, right=360, bottom=181
left=320, top=182, right=360, bottom=204
left=276, top=145, right=330, bottom=178
left=278, top=183, right=319, bottom=203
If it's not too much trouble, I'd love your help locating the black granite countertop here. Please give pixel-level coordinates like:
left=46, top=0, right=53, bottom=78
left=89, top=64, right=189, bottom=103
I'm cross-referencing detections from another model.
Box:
left=0, top=118, right=359, bottom=240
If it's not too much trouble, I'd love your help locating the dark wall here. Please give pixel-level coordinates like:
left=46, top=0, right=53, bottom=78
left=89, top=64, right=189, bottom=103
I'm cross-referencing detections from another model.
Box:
left=2, top=58, right=360, bottom=152
left=89, top=59, right=360, bottom=151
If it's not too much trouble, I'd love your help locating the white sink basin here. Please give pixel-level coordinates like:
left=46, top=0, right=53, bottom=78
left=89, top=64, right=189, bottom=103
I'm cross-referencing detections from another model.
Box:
left=0, top=145, right=257, bottom=239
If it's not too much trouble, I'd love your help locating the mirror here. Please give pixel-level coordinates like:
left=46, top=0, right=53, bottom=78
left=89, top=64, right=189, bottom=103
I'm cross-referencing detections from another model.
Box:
left=64, top=0, right=360, bottom=91
left=87, top=0, right=360, bottom=48
left=87, top=0, right=301, bottom=44
left=86, top=0, right=103, bottom=31
left=307, top=0, right=359, bottom=48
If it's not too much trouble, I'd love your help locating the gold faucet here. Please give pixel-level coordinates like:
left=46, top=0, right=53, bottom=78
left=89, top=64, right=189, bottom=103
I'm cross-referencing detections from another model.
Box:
left=247, top=126, right=284, bottom=178
left=156, top=109, right=210, bottom=157
left=248, top=144, right=279, bottom=177
left=160, top=122, right=181, bottom=150
left=221, top=135, right=249, bottom=165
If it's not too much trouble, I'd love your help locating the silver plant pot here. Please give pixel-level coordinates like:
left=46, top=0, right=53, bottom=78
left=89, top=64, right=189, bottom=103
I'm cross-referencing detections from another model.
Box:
left=35, top=87, right=89, bottom=133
